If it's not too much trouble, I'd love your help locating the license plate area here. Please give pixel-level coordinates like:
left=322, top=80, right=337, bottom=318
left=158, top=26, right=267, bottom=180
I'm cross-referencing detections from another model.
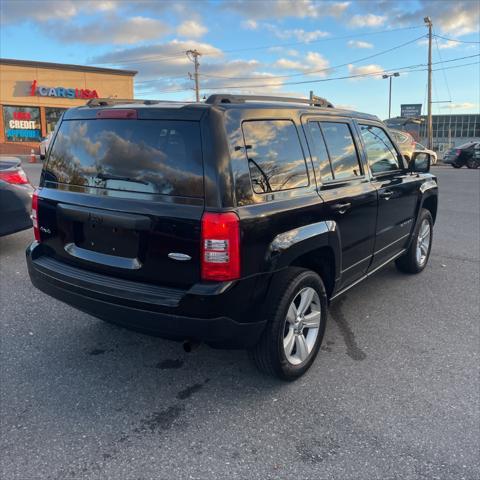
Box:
left=75, top=222, right=139, bottom=258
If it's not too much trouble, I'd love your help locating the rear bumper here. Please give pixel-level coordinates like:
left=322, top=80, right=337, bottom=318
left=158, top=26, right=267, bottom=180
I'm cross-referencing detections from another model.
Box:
left=26, top=242, right=268, bottom=348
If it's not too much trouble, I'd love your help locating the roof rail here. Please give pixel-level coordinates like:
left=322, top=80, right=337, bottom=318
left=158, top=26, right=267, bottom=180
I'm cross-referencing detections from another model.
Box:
left=86, top=98, right=163, bottom=107
left=205, top=94, right=334, bottom=108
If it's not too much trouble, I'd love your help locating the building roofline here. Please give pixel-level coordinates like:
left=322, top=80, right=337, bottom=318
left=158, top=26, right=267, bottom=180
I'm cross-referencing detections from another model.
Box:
left=0, top=58, right=137, bottom=76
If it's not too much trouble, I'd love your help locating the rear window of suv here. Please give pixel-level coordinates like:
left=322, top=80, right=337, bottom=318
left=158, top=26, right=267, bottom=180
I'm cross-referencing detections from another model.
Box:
left=45, top=119, right=203, bottom=197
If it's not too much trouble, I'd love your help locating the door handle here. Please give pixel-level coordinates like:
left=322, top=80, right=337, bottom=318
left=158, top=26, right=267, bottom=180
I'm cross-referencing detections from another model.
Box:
left=332, top=202, right=352, bottom=214
left=379, top=190, right=394, bottom=200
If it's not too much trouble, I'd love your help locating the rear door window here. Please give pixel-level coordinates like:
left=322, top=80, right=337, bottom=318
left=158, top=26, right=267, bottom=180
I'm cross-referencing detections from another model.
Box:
left=242, top=120, right=309, bottom=193
left=46, top=119, right=203, bottom=197
left=306, top=122, right=334, bottom=182
left=320, top=122, right=362, bottom=180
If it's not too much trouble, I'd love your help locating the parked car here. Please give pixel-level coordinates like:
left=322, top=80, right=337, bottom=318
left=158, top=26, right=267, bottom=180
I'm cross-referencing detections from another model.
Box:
left=0, top=157, right=34, bottom=236
left=443, top=141, right=480, bottom=169
left=388, top=128, right=416, bottom=162
left=26, top=95, right=438, bottom=380
left=414, top=142, right=437, bottom=165
left=39, top=132, right=53, bottom=160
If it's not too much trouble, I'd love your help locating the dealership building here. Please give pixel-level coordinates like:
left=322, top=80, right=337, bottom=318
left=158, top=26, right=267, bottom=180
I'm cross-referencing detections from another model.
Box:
left=0, top=58, right=137, bottom=154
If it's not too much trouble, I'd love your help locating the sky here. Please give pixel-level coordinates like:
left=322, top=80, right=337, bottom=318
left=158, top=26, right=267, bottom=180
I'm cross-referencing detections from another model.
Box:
left=1, top=0, right=479, bottom=119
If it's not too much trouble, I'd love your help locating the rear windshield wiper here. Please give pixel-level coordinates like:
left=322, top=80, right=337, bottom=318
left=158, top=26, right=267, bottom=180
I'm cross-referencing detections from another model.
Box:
left=95, top=173, right=149, bottom=185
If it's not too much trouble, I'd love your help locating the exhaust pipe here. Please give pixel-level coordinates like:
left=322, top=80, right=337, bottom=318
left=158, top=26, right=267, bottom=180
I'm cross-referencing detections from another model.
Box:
left=183, top=340, right=201, bottom=353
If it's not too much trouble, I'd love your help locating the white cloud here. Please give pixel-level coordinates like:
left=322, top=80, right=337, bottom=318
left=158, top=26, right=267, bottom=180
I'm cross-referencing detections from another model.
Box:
left=278, top=28, right=330, bottom=42
left=355, top=1, right=479, bottom=37
left=0, top=0, right=127, bottom=24
left=47, top=16, right=171, bottom=45
left=347, top=63, right=384, bottom=79
left=349, top=14, right=386, bottom=28
left=91, top=41, right=288, bottom=96
left=437, top=40, right=461, bottom=50
left=275, top=59, right=305, bottom=70
left=177, top=20, right=208, bottom=38
left=418, top=37, right=460, bottom=50
left=274, top=52, right=330, bottom=75
left=347, top=40, right=374, bottom=49
left=441, top=102, right=478, bottom=110
left=225, top=0, right=349, bottom=19
left=241, top=19, right=258, bottom=30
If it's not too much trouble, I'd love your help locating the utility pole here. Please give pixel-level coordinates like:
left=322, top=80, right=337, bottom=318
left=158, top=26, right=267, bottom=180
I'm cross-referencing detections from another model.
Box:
left=382, top=72, right=400, bottom=118
left=424, top=16, right=433, bottom=150
left=186, top=50, right=201, bottom=102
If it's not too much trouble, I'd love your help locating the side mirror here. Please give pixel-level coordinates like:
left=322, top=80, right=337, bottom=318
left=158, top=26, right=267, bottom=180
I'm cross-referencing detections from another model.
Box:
left=40, top=154, right=45, bottom=161
left=410, top=151, right=430, bottom=173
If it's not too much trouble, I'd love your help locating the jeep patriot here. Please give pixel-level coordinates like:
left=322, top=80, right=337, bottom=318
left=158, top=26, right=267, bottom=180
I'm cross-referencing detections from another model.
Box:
left=27, top=94, right=438, bottom=379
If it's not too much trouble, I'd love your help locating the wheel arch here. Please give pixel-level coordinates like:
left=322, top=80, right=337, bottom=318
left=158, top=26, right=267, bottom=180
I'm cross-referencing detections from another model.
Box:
left=266, top=220, right=341, bottom=299
left=422, top=192, right=438, bottom=224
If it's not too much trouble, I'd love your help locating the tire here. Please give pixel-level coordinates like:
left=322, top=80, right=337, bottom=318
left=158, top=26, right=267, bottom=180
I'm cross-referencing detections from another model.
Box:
left=452, top=162, right=462, bottom=168
left=395, top=208, right=433, bottom=274
left=251, top=267, right=328, bottom=381
left=466, top=158, right=479, bottom=169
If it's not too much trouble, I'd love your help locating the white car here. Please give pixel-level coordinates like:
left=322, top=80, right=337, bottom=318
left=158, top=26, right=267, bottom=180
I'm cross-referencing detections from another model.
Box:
left=414, top=142, right=437, bottom=165
left=39, top=132, right=53, bottom=160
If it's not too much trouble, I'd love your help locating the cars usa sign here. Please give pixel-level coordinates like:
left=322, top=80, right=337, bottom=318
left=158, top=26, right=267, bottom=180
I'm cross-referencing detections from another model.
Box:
left=30, top=80, right=99, bottom=99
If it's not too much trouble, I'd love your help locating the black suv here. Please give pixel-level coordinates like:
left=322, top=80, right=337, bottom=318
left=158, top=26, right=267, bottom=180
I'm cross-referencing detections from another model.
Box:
left=27, top=95, right=438, bottom=380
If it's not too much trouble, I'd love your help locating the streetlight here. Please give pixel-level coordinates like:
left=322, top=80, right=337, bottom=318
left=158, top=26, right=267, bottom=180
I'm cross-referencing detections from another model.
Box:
left=382, top=72, right=400, bottom=119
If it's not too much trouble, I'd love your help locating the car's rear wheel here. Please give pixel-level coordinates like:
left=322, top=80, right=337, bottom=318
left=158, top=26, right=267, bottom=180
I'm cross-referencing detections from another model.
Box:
left=466, top=158, right=479, bottom=169
left=395, top=208, right=433, bottom=274
left=251, top=268, right=327, bottom=380
left=452, top=162, right=462, bottom=168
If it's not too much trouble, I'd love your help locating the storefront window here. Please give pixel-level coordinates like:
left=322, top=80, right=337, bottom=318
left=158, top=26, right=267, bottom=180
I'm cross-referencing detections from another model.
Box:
left=3, top=105, right=41, bottom=142
left=45, top=107, right=67, bottom=134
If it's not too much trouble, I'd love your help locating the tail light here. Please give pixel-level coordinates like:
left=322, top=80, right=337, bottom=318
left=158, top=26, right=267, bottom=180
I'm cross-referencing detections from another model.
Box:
left=201, top=212, right=240, bottom=281
left=0, top=168, right=29, bottom=185
left=31, top=191, right=40, bottom=242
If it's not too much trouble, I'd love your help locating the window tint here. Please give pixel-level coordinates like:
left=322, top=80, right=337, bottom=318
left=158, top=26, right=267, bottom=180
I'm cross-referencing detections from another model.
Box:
left=320, top=122, right=362, bottom=180
left=306, top=122, right=333, bottom=182
left=46, top=119, right=203, bottom=196
left=242, top=120, right=308, bottom=193
left=360, top=125, right=401, bottom=174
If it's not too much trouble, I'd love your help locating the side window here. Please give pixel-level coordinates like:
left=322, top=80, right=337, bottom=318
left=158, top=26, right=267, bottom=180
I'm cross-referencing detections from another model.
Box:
left=242, top=120, right=309, bottom=193
left=306, top=122, right=333, bottom=182
left=359, top=124, right=401, bottom=174
left=320, top=122, right=362, bottom=180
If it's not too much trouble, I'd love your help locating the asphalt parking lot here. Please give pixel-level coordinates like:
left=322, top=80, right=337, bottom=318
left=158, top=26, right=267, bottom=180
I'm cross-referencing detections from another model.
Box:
left=1, top=166, right=479, bottom=480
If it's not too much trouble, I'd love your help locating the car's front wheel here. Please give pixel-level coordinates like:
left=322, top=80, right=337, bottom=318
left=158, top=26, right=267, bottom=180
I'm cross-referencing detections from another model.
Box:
left=395, top=208, right=433, bottom=274
left=251, top=268, right=327, bottom=380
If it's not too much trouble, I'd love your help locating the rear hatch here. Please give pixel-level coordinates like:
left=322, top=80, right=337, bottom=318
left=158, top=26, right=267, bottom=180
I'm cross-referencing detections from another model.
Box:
left=37, top=106, right=205, bottom=288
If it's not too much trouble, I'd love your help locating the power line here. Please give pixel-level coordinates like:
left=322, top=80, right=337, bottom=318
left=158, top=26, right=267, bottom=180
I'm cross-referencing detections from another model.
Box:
left=146, top=59, right=479, bottom=95
left=93, top=26, right=424, bottom=67
left=195, top=54, right=480, bottom=90
left=219, top=25, right=425, bottom=54
left=109, top=34, right=428, bottom=83
left=199, top=35, right=426, bottom=80
left=433, top=30, right=452, bottom=102
left=135, top=52, right=479, bottom=89
left=433, top=34, right=480, bottom=44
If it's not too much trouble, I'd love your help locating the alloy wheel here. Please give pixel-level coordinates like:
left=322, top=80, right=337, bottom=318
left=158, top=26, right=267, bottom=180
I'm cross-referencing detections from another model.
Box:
left=283, top=287, right=321, bottom=365
left=416, top=219, right=431, bottom=266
